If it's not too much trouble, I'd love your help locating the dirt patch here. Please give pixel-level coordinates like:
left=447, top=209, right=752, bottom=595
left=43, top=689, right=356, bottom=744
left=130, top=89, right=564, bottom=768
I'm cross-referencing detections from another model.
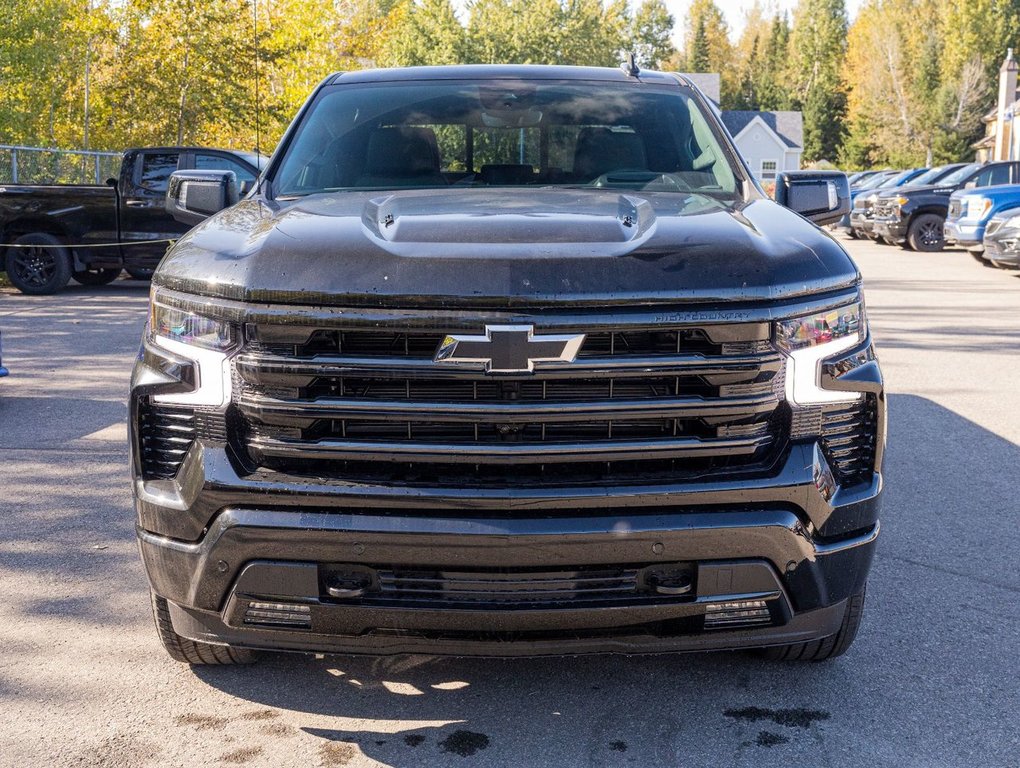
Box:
left=175, top=713, right=231, bottom=731
left=240, top=709, right=279, bottom=721
left=259, top=722, right=293, bottom=737
left=403, top=734, right=426, bottom=747
left=319, top=741, right=358, bottom=766
left=220, top=746, right=264, bottom=764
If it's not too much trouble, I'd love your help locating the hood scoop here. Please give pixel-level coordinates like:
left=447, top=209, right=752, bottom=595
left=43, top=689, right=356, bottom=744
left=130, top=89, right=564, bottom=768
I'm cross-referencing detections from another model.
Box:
left=361, top=189, right=656, bottom=259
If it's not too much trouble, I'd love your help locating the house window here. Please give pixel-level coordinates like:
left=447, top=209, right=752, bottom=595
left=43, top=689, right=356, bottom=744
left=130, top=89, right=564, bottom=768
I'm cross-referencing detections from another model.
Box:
left=760, top=160, right=778, bottom=180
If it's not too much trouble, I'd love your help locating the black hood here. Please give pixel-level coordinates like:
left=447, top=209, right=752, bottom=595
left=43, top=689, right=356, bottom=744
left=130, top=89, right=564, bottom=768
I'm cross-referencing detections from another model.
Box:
left=879, top=183, right=957, bottom=198
left=154, top=188, right=859, bottom=309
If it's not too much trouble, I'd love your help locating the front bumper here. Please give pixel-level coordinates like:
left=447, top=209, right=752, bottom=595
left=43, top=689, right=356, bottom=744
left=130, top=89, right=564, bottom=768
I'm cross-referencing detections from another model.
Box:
left=872, top=215, right=907, bottom=243
left=849, top=211, right=875, bottom=237
left=141, top=504, right=878, bottom=657
left=984, top=235, right=1020, bottom=268
left=133, top=433, right=883, bottom=656
left=943, top=220, right=983, bottom=249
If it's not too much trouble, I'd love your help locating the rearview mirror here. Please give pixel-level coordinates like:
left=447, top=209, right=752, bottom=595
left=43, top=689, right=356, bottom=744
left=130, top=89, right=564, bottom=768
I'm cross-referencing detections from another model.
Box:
left=774, top=170, right=851, bottom=226
left=165, top=169, right=239, bottom=226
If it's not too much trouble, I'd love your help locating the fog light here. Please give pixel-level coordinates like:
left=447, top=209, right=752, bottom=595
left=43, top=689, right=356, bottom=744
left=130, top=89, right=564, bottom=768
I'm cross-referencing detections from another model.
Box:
left=244, top=601, right=312, bottom=628
left=703, top=599, right=771, bottom=629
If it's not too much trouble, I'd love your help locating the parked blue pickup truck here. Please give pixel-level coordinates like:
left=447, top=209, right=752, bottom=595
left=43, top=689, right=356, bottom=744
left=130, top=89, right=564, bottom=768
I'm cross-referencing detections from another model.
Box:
left=944, top=184, right=1020, bottom=254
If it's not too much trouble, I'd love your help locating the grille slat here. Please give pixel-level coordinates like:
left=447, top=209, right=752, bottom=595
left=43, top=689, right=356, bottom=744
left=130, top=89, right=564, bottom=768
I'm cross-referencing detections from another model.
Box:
left=249, top=433, right=775, bottom=465
left=139, top=403, right=197, bottom=479
left=372, top=567, right=644, bottom=606
left=818, top=397, right=878, bottom=487
left=237, top=393, right=779, bottom=424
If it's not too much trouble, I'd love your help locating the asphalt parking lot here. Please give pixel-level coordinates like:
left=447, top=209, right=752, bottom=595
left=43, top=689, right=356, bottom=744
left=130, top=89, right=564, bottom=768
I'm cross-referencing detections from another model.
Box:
left=1, top=237, right=1019, bottom=768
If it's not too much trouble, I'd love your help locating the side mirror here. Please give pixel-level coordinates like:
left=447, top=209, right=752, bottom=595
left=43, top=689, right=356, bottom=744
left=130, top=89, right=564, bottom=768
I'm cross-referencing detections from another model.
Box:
left=963, top=180, right=978, bottom=189
left=774, top=170, right=851, bottom=226
left=165, top=170, right=239, bottom=226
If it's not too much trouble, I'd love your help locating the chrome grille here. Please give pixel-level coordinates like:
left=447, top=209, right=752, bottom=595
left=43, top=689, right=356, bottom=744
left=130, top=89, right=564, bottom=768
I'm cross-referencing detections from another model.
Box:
left=232, top=318, right=788, bottom=486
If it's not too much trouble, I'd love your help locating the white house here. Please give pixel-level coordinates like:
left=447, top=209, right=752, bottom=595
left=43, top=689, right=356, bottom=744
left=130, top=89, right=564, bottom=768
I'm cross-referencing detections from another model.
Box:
left=720, top=111, right=804, bottom=181
left=679, top=72, right=803, bottom=181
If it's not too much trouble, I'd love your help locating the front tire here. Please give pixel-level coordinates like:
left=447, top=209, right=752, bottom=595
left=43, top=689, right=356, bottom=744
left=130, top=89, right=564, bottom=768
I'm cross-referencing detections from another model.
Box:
left=125, top=266, right=155, bottom=280
left=150, top=592, right=256, bottom=665
left=4, top=232, right=72, bottom=295
left=759, top=587, right=866, bottom=662
left=907, top=213, right=946, bottom=252
left=72, top=267, right=122, bottom=286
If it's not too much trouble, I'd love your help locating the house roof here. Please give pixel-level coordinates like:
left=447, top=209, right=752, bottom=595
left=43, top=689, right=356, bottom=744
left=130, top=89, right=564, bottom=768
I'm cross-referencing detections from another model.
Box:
left=721, top=110, right=804, bottom=150
left=681, top=73, right=721, bottom=104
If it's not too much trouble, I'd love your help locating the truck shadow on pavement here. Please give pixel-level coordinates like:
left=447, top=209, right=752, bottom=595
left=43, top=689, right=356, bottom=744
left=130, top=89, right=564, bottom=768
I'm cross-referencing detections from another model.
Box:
left=184, top=393, right=1020, bottom=767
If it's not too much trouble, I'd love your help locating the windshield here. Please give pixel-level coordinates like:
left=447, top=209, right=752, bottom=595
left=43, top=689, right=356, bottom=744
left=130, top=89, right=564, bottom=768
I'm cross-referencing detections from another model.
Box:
left=938, top=163, right=981, bottom=185
left=273, top=80, right=739, bottom=200
left=880, top=169, right=923, bottom=187
left=909, top=165, right=953, bottom=185
left=856, top=171, right=896, bottom=190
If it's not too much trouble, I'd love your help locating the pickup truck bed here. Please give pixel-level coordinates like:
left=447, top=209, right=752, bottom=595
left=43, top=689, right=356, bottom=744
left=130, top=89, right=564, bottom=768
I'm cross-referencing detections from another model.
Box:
left=1, top=146, right=263, bottom=293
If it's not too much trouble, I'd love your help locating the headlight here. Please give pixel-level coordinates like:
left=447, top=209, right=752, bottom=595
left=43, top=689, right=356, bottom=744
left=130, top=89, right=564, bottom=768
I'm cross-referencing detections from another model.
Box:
left=777, top=302, right=865, bottom=405
left=148, top=294, right=237, bottom=407
left=995, top=213, right=1020, bottom=230
left=893, top=196, right=908, bottom=207
left=150, top=301, right=235, bottom=351
left=965, top=197, right=991, bottom=220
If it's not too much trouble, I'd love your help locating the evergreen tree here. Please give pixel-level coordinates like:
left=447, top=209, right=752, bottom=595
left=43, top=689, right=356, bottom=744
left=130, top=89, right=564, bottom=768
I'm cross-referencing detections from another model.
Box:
left=688, top=14, right=710, bottom=71
left=789, top=0, right=848, bottom=162
left=758, top=14, right=792, bottom=111
left=733, top=33, right=760, bottom=110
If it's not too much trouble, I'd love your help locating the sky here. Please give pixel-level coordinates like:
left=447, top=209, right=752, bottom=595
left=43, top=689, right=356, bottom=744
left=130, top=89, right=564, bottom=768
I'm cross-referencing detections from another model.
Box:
left=664, top=0, right=866, bottom=46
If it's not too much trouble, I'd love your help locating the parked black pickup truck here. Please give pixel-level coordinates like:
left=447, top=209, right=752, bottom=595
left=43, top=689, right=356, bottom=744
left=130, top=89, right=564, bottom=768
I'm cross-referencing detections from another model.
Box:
left=132, top=64, right=883, bottom=665
left=0, top=147, right=263, bottom=294
left=871, top=160, right=1020, bottom=251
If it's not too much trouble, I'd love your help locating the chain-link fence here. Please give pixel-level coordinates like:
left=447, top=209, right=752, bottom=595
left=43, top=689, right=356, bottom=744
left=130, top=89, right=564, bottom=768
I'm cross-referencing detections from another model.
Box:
left=0, top=145, right=122, bottom=185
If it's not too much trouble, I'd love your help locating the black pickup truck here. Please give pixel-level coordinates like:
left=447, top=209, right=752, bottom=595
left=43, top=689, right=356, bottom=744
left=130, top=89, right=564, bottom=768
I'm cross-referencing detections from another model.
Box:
left=132, top=64, right=884, bottom=665
left=0, top=147, right=263, bottom=294
left=871, top=160, right=1020, bottom=251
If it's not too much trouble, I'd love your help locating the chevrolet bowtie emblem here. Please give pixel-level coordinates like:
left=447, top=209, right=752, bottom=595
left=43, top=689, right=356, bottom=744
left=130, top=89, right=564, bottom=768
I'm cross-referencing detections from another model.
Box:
left=434, top=324, right=586, bottom=374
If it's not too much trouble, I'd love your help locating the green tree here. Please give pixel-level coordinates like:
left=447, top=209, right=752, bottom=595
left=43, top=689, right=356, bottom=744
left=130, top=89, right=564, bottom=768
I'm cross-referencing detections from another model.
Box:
left=732, top=32, right=760, bottom=110
left=758, top=14, right=792, bottom=111
left=688, top=14, right=710, bottom=71
left=789, top=0, right=848, bottom=162
left=840, top=0, right=984, bottom=167
left=627, top=0, right=674, bottom=69
left=384, top=0, right=465, bottom=66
